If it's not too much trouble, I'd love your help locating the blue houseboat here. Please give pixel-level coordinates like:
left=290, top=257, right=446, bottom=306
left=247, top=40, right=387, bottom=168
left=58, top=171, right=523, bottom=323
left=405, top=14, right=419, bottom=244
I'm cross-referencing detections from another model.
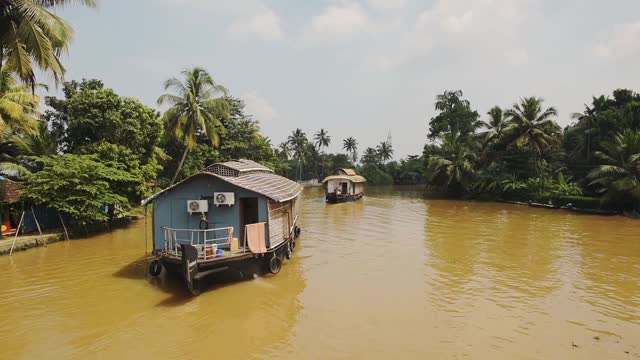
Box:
left=142, top=160, right=303, bottom=295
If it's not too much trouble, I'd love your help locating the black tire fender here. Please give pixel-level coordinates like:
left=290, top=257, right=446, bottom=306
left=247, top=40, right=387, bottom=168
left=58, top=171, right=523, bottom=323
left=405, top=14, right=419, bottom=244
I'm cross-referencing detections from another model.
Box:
left=149, top=259, right=162, bottom=277
left=269, top=256, right=282, bottom=274
left=285, top=243, right=292, bottom=260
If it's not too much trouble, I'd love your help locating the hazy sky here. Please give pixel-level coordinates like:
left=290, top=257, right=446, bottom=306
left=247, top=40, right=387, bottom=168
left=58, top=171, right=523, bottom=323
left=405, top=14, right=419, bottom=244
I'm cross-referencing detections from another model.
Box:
left=51, top=0, right=640, bottom=159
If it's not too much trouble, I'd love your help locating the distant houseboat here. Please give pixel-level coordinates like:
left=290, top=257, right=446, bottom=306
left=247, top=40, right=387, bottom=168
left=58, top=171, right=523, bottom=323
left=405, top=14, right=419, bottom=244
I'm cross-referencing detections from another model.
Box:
left=322, top=168, right=366, bottom=203
left=142, top=160, right=303, bottom=295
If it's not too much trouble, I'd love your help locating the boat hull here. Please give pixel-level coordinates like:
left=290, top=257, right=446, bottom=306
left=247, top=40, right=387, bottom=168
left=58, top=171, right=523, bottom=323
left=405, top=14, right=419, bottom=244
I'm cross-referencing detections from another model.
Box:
left=159, top=239, right=291, bottom=295
left=326, top=192, right=364, bottom=203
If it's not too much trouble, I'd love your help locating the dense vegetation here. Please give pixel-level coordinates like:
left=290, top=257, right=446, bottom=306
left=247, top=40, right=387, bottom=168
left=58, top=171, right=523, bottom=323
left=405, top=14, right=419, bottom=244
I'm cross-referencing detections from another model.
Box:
left=422, top=90, right=640, bottom=213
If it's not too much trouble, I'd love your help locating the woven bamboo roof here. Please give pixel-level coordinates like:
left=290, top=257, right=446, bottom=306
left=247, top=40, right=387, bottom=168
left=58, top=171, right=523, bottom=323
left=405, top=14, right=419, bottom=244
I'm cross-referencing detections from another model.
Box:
left=142, top=160, right=302, bottom=205
left=338, top=168, right=357, bottom=176
left=322, top=175, right=367, bottom=183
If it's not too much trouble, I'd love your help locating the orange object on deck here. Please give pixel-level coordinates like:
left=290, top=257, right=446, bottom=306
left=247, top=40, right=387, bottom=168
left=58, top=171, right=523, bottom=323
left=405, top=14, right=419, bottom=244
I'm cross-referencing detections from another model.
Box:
left=246, top=223, right=267, bottom=254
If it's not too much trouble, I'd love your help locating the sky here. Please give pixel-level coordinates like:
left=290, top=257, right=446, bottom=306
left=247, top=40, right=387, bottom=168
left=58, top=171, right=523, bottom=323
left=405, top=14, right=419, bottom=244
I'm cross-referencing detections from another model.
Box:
left=49, top=0, right=640, bottom=159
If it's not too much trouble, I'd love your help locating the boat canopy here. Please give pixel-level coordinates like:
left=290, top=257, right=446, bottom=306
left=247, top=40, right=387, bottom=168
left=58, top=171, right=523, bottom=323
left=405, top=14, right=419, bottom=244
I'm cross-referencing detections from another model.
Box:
left=142, top=159, right=303, bottom=205
left=322, top=175, right=367, bottom=184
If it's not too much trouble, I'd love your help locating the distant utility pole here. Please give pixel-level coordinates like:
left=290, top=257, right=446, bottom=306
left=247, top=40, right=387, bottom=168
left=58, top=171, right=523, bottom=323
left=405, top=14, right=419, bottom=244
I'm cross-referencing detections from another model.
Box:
left=387, top=130, right=392, bottom=146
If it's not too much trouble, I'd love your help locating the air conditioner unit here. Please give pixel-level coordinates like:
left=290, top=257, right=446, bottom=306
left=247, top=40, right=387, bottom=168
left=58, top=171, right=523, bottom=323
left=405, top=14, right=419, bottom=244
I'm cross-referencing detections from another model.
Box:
left=187, top=200, right=209, bottom=214
left=213, top=192, right=235, bottom=207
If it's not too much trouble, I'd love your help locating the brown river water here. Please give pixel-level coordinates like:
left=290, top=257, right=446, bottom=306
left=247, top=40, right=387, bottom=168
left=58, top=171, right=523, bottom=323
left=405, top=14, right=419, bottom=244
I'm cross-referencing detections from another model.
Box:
left=1, top=186, right=639, bottom=359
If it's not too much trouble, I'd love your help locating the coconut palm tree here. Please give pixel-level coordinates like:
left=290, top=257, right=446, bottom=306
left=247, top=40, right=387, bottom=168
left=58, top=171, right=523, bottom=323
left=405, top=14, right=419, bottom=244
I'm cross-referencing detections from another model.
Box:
left=314, top=128, right=331, bottom=152
left=343, top=137, right=358, bottom=163
left=276, top=141, right=290, bottom=161
left=0, top=0, right=96, bottom=87
left=570, top=104, right=601, bottom=161
left=12, top=120, right=56, bottom=156
left=287, top=128, right=307, bottom=181
left=314, top=128, right=331, bottom=178
left=427, top=134, right=477, bottom=193
left=158, top=67, right=230, bottom=185
left=588, top=130, right=640, bottom=210
left=377, top=141, right=393, bottom=164
left=435, top=90, right=470, bottom=112
left=0, top=68, right=40, bottom=135
left=361, top=147, right=379, bottom=165
left=503, top=97, right=560, bottom=158
left=484, top=106, right=506, bottom=144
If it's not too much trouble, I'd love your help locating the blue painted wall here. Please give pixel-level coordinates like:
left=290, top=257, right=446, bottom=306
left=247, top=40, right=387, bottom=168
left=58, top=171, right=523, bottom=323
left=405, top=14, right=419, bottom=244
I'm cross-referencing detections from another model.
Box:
left=151, top=174, right=269, bottom=251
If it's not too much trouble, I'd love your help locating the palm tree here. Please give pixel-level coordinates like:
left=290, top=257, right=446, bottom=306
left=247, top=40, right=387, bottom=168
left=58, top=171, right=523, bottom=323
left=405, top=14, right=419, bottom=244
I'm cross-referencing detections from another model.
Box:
left=343, top=137, right=358, bottom=163
left=314, top=128, right=330, bottom=178
left=484, top=106, right=506, bottom=144
left=158, top=67, right=230, bottom=185
left=0, top=67, right=41, bottom=135
left=435, top=90, right=470, bottom=112
left=570, top=104, right=602, bottom=162
left=314, top=128, right=331, bottom=152
left=12, top=120, right=56, bottom=156
left=503, top=97, right=560, bottom=157
left=427, top=134, right=477, bottom=193
left=377, top=141, right=393, bottom=164
left=276, top=141, right=290, bottom=161
left=361, top=147, right=379, bottom=165
left=587, top=130, right=640, bottom=210
left=0, top=0, right=97, bottom=87
left=287, top=128, right=307, bottom=181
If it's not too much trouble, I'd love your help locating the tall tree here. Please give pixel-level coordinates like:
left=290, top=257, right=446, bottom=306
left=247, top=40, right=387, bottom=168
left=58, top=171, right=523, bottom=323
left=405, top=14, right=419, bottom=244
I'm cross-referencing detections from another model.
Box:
left=588, top=130, right=640, bottom=210
left=158, top=67, right=230, bottom=185
left=484, top=106, right=506, bottom=145
left=314, top=128, right=331, bottom=178
left=429, top=90, right=481, bottom=140
left=287, top=128, right=307, bottom=181
left=314, top=128, right=331, bottom=152
left=377, top=141, right=394, bottom=164
left=427, top=134, right=477, bottom=194
left=435, top=90, right=470, bottom=112
left=503, top=97, right=560, bottom=157
left=0, top=68, right=40, bottom=135
left=0, top=0, right=96, bottom=87
left=342, top=137, right=358, bottom=163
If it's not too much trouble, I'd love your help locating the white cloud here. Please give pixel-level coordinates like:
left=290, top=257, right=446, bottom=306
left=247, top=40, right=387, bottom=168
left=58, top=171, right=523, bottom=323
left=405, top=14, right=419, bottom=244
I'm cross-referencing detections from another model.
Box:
left=441, top=10, right=473, bottom=33
left=242, top=91, right=279, bottom=122
left=365, top=0, right=539, bottom=71
left=303, top=3, right=369, bottom=42
left=229, top=9, right=284, bottom=42
left=593, top=22, right=640, bottom=59
left=366, top=0, right=405, bottom=10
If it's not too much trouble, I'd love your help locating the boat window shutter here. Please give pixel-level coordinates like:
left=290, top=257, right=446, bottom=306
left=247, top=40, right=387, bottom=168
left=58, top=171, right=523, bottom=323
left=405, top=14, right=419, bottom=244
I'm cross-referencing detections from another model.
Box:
left=268, top=200, right=287, bottom=248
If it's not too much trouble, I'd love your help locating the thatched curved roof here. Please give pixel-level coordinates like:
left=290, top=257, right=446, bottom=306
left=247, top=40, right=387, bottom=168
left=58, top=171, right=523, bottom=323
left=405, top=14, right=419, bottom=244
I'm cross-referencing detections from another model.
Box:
left=322, top=175, right=366, bottom=183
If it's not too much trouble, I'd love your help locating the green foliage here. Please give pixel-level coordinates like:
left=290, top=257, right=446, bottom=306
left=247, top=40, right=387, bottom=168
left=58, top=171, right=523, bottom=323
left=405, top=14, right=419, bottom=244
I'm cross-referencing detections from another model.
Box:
left=43, top=79, right=165, bottom=201
left=158, top=67, right=230, bottom=185
left=25, top=154, right=136, bottom=227
left=0, top=0, right=96, bottom=86
left=429, top=90, right=481, bottom=140
left=219, top=97, right=277, bottom=166
left=587, top=130, right=640, bottom=210
left=359, top=164, right=393, bottom=185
